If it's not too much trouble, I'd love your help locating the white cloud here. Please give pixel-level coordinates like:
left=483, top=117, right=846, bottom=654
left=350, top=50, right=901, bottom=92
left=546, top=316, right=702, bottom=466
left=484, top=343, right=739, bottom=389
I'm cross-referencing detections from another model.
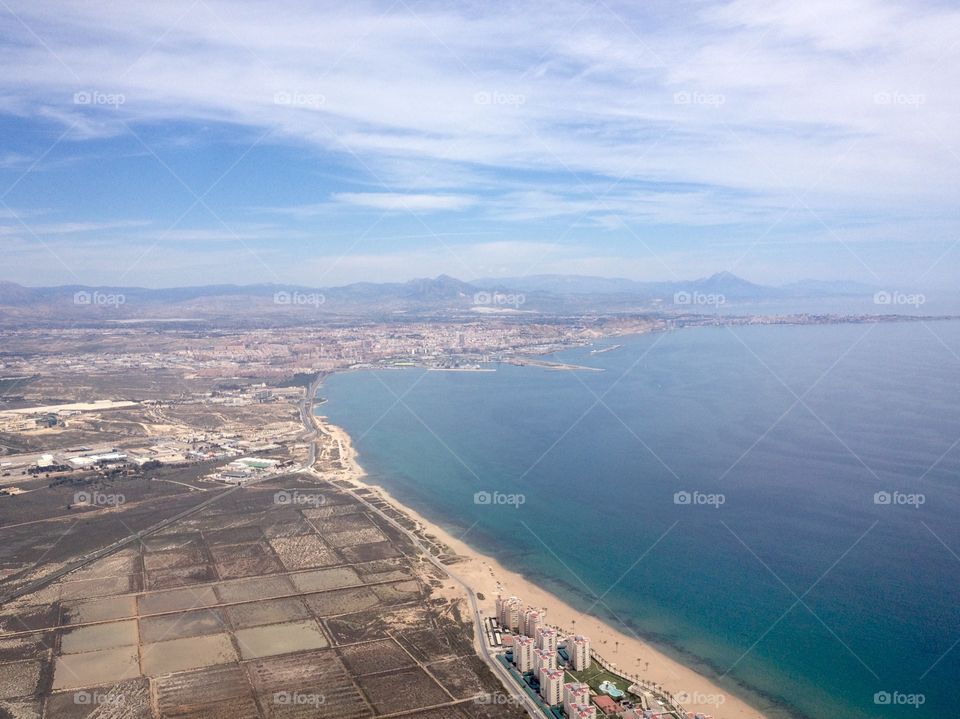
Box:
left=331, top=192, right=476, bottom=211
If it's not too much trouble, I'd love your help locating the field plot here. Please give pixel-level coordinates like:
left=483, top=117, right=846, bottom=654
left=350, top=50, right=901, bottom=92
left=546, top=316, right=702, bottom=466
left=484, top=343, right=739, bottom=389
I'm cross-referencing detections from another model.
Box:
left=234, top=619, right=328, bottom=659
left=142, top=547, right=209, bottom=571
left=59, top=619, right=137, bottom=654
left=0, top=603, right=58, bottom=633
left=0, top=632, right=52, bottom=663
left=268, top=535, right=339, bottom=571
left=324, top=606, right=429, bottom=645
left=138, top=608, right=226, bottom=643
left=138, top=585, right=218, bottom=614
left=203, top=525, right=265, bottom=545
left=66, top=549, right=140, bottom=580
left=145, top=564, right=216, bottom=591
left=339, top=542, right=400, bottom=563
left=428, top=656, right=491, bottom=700
left=0, top=658, right=43, bottom=698
left=303, top=588, right=381, bottom=619
left=289, top=567, right=362, bottom=593
left=215, top=575, right=295, bottom=604
left=59, top=574, right=140, bottom=600
left=322, top=528, right=388, bottom=548
left=216, top=552, right=283, bottom=579
left=52, top=646, right=139, bottom=690
left=246, top=649, right=371, bottom=719
left=356, top=666, right=451, bottom=714
left=44, top=678, right=151, bottom=719
left=140, top=632, right=237, bottom=675
left=338, top=638, right=415, bottom=676
left=155, top=664, right=260, bottom=719
left=62, top=595, right=136, bottom=624
left=225, top=597, right=310, bottom=629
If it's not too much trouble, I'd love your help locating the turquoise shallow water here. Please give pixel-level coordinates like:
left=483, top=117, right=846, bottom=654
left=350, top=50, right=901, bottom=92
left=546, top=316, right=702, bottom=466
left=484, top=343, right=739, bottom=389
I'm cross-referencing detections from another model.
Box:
left=320, top=321, right=960, bottom=719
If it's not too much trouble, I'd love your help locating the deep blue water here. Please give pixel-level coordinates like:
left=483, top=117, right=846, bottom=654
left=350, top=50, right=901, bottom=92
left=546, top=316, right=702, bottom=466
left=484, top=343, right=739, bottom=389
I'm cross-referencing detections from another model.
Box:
left=320, top=321, right=960, bottom=719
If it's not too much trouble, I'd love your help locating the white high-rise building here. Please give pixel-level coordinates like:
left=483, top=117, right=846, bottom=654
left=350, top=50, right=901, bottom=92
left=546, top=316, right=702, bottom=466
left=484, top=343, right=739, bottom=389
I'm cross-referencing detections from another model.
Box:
left=523, top=608, right=544, bottom=637
left=539, top=668, right=564, bottom=706
left=567, top=634, right=591, bottom=671
left=536, top=626, right=558, bottom=653
left=514, top=635, right=535, bottom=673
left=569, top=704, right=597, bottom=719
left=563, top=682, right=590, bottom=717
left=496, top=596, right=523, bottom=631
left=534, top=648, right=556, bottom=673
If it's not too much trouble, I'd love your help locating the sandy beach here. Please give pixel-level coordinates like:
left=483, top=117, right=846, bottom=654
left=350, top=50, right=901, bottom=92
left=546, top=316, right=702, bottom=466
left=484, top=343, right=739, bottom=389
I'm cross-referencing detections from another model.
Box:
left=316, top=414, right=772, bottom=719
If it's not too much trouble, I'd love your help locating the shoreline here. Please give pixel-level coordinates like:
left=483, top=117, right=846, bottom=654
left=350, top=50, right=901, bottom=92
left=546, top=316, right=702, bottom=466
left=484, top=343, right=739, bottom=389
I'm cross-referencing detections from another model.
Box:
left=312, top=409, right=775, bottom=719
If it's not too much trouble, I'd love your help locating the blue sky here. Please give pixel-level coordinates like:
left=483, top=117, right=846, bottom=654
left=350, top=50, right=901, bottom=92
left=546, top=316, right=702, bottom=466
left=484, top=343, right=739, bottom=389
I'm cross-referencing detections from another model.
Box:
left=0, top=0, right=958, bottom=288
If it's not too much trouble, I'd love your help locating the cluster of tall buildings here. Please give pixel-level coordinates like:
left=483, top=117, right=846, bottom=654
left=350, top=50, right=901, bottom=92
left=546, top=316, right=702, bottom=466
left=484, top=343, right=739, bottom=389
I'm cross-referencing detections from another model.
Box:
left=496, top=595, right=594, bottom=715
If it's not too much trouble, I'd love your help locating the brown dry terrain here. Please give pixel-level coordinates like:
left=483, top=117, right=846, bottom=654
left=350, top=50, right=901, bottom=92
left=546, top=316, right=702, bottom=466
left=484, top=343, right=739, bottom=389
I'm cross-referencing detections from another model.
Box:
left=0, top=476, right=524, bottom=719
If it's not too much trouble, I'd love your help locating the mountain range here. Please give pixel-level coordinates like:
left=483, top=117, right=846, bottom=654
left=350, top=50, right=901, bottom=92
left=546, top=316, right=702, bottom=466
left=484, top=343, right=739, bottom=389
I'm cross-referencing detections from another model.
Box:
left=0, top=273, right=884, bottom=326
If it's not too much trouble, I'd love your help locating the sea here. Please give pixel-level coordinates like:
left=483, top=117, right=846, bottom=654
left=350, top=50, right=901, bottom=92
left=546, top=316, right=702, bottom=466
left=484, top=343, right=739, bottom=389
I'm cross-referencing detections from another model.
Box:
left=320, top=319, right=960, bottom=719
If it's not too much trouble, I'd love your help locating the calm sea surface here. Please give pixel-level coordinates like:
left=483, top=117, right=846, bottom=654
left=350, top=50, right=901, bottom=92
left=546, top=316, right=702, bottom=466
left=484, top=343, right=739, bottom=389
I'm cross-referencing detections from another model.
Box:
left=321, top=320, right=960, bottom=719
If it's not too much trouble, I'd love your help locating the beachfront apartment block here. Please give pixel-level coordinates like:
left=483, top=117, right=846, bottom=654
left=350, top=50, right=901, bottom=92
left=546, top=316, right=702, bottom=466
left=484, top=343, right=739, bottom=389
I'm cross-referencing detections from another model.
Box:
left=539, top=667, right=564, bottom=705
left=567, top=634, right=591, bottom=670
left=569, top=704, right=597, bottom=719
left=536, top=626, right=558, bottom=652
left=514, top=635, right=536, bottom=672
left=534, top=647, right=556, bottom=673
left=523, top=607, right=544, bottom=637
left=497, top=595, right=523, bottom=632
left=563, top=682, right=590, bottom=716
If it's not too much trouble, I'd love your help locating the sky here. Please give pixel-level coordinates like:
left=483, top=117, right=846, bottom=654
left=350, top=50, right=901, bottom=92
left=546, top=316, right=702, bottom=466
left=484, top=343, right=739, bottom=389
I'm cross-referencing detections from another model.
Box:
left=0, top=0, right=958, bottom=289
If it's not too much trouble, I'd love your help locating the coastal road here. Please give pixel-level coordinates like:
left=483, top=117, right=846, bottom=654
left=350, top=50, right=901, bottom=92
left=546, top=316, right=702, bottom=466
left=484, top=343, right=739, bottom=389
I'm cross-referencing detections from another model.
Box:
left=297, top=384, right=543, bottom=718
